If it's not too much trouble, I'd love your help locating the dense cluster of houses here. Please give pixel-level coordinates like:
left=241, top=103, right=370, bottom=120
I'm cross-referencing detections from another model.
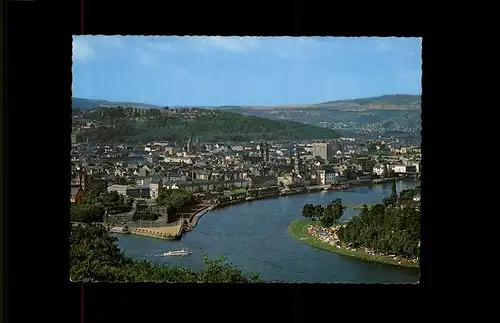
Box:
left=70, top=138, right=421, bottom=203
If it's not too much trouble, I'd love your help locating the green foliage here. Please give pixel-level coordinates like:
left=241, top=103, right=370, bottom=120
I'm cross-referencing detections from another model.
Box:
left=70, top=223, right=263, bottom=283
left=382, top=181, right=399, bottom=207
left=301, top=198, right=344, bottom=225
left=301, top=203, right=324, bottom=221
left=73, top=107, right=339, bottom=143
left=399, top=186, right=420, bottom=201
left=198, top=251, right=262, bottom=283
left=156, top=189, right=197, bottom=214
left=338, top=202, right=420, bottom=259
left=82, top=178, right=131, bottom=213
left=321, top=198, right=344, bottom=227
left=84, top=179, right=107, bottom=204
left=71, top=204, right=105, bottom=223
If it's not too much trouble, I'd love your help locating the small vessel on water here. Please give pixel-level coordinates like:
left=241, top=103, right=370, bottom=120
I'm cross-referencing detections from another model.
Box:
left=157, top=248, right=191, bottom=256
left=324, top=184, right=350, bottom=191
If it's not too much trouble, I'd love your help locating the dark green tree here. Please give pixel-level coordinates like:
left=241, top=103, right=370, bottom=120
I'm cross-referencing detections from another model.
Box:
left=71, top=204, right=105, bottom=223
left=391, top=181, right=398, bottom=201
left=301, top=204, right=313, bottom=219
left=321, top=198, right=344, bottom=227
left=382, top=181, right=399, bottom=207
left=339, top=201, right=420, bottom=259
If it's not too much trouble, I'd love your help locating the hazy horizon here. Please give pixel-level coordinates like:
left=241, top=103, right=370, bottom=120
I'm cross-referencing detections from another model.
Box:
left=73, top=93, right=421, bottom=108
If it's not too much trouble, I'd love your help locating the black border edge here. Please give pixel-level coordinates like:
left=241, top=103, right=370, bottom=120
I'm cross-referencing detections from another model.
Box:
left=1, top=0, right=5, bottom=322
left=5, top=1, right=444, bottom=322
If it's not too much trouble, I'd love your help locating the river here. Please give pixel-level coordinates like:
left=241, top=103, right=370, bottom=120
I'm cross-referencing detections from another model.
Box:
left=114, top=179, right=420, bottom=283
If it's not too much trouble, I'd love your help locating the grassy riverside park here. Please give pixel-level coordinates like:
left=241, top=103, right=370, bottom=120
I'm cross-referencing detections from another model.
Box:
left=287, top=220, right=419, bottom=268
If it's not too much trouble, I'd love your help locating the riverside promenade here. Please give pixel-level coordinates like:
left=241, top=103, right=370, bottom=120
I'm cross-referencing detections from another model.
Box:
left=110, top=221, right=183, bottom=240
left=130, top=223, right=183, bottom=240
left=109, top=203, right=218, bottom=239
left=184, top=204, right=217, bottom=231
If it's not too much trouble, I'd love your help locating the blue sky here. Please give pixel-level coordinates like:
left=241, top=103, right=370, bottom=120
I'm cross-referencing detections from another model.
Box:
left=72, top=36, right=421, bottom=106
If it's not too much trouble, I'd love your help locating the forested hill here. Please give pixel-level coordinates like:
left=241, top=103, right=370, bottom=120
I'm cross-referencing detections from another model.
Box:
left=72, top=107, right=339, bottom=143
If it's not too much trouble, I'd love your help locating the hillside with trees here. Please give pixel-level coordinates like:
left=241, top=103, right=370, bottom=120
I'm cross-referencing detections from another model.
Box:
left=300, top=183, right=420, bottom=260
left=218, top=95, right=421, bottom=136
left=72, top=107, right=339, bottom=143
left=338, top=183, right=420, bottom=259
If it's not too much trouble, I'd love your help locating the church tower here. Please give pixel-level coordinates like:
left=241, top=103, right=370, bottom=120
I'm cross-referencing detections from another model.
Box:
left=265, top=141, right=269, bottom=163
left=80, top=168, right=89, bottom=191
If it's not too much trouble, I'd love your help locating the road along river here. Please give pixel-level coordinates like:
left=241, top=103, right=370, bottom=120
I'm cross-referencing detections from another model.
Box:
left=114, top=179, right=420, bottom=283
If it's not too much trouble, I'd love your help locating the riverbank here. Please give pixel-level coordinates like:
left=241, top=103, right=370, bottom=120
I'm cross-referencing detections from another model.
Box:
left=112, top=178, right=414, bottom=240
left=211, top=178, right=413, bottom=212
left=184, top=204, right=218, bottom=231
left=109, top=223, right=182, bottom=240
left=114, top=180, right=420, bottom=283
left=287, top=220, right=419, bottom=268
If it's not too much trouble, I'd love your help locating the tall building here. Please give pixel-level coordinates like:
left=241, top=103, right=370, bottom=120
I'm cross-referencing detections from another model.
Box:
left=195, top=137, right=201, bottom=152
left=259, top=141, right=265, bottom=162
left=149, top=178, right=163, bottom=200
left=71, top=167, right=89, bottom=191
left=264, top=141, right=269, bottom=162
left=313, top=142, right=334, bottom=160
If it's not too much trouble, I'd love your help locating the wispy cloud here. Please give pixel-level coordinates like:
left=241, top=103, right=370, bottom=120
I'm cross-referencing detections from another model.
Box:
left=144, top=38, right=174, bottom=52
left=72, top=37, right=95, bottom=62
left=73, top=36, right=421, bottom=75
left=135, top=40, right=175, bottom=67
left=266, top=37, right=327, bottom=60
left=73, top=36, right=340, bottom=65
left=197, top=36, right=260, bottom=53
left=190, top=36, right=337, bottom=61
left=100, top=36, right=123, bottom=48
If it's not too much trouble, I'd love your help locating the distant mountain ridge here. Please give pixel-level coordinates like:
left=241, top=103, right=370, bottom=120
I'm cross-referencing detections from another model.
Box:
left=73, top=94, right=420, bottom=110
left=317, top=94, right=420, bottom=108
left=72, top=94, right=421, bottom=137
left=72, top=97, right=161, bottom=110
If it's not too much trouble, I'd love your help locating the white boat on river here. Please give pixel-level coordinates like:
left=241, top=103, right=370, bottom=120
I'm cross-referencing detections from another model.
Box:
left=156, top=248, right=191, bottom=256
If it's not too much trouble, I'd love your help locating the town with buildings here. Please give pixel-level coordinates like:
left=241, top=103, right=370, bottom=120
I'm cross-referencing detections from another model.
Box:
left=70, top=36, right=421, bottom=284
left=71, top=132, right=421, bottom=238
